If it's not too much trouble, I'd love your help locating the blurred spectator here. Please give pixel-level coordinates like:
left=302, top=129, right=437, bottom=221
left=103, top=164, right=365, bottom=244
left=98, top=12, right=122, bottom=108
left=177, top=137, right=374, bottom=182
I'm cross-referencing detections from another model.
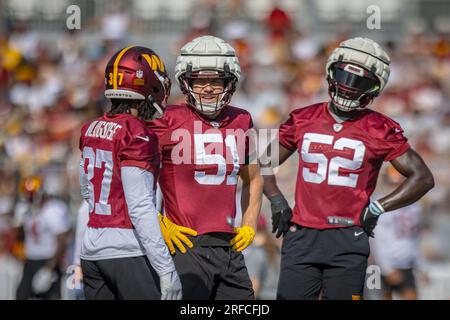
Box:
left=14, top=175, right=71, bottom=300
left=100, top=2, right=130, bottom=43
left=265, top=5, right=292, bottom=40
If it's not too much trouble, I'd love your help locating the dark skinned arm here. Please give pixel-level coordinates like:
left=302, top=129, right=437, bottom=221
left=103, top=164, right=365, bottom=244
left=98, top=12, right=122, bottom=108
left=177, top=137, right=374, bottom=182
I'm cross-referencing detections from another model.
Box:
left=378, top=148, right=434, bottom=211
left=360, top=148, right=434, bottom=236
left=260, top=142, right=295, bottom=198
left=259, top=142, right=295, bottom=237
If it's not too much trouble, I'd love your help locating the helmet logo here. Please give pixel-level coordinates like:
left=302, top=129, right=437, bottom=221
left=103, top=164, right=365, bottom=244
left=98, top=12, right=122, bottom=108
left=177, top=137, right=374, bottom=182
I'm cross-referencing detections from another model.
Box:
left=141, top=54, right=165, bottom=73
left=333, top=123, right=343, bottom=132
left=136, top=70, right=144, bottom=78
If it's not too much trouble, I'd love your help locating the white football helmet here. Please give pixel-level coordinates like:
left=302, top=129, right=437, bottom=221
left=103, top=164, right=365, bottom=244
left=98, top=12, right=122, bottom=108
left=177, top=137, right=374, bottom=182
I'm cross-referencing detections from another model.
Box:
left=174, top=35, right=241, bottom=115
left=326, top=37, right=391, bottom=112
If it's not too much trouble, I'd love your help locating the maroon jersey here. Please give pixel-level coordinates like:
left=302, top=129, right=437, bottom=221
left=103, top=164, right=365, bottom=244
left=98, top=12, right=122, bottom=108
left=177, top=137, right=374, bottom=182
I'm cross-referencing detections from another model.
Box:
left=279, top=102, right=410, bottom=229
left=149, top=104, right=253, bottom=235
left=79, top=113, right=159, bottom=229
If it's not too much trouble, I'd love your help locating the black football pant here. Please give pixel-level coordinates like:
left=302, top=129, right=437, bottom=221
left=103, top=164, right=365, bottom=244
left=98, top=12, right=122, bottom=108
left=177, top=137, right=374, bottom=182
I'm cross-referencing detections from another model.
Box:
left=173, top=245, right=254, bottom=300
left=277, top=225, right=370, bottom=300
left=81, top=256, right=160, bottom=300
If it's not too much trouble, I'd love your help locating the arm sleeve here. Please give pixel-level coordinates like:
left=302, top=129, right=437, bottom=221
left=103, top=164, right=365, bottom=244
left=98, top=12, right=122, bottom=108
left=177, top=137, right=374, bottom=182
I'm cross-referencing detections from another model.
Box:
left=155, top=183, right=163, bottom=213
left=278, top=112, right=298, bottom=151
left=79, top=157, right=90, bottom=201
left=73, top=200, right=89, bottom=266
left=121, top=166, right=176, bottom=276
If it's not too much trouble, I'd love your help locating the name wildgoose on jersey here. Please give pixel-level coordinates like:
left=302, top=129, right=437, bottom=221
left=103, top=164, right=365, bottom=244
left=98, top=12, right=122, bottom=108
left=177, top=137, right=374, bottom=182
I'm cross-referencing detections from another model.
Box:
left=85, top=120, right=122, bottom=141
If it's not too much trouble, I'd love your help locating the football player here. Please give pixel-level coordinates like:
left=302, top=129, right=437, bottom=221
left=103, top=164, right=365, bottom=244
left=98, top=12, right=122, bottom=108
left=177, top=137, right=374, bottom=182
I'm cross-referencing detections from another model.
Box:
left=78, top=46, right=181, bottom=300
left=149, top=36, right=263, bottom=299
left=261, top=37, right=434, bottom=300
left=15, top=175, right=71, bottom=300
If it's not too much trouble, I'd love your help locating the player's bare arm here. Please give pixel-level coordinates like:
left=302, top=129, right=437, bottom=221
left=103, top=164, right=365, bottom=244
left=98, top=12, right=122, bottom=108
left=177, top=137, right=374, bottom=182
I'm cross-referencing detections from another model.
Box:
left=240, top=163, right=263, bottom=230
left=230, top=163, right=263, bottom=252
left=261, top=143, right=295, bottom=198
left=360, top=148, right=434, bottom=237
left=260, top=142, right=295, bottom=238
left=379, top=148, right=434, bottom=211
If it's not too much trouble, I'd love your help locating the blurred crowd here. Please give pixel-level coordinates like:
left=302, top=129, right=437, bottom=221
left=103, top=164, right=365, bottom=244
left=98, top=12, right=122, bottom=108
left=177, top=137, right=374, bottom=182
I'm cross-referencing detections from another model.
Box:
left=1, top=0, right=450, bottom=299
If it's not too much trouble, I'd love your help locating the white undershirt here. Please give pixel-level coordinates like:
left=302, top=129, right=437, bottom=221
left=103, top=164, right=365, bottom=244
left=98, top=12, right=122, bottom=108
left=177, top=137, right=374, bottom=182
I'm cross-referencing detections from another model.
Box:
left=79, top=166, right=175, bottom=276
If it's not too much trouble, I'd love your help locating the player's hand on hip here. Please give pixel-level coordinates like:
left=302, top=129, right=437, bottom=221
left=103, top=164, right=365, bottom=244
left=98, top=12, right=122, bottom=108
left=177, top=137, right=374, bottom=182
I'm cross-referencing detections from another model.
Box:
left=360, top=201, right=384, bottom=237
left=160, top=270, right=182, bottom=300
left=158, top=214, right=197, bottom=254
left=269, top=194, right=293, bottom=238
left=230, top=226, right=255, bottom=252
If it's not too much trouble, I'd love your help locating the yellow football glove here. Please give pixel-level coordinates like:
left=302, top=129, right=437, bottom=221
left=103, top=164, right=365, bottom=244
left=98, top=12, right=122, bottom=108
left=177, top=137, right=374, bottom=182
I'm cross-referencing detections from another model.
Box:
left=230, top=226, right=255, bottom=252
left=158, top=214, right=198, bottom=254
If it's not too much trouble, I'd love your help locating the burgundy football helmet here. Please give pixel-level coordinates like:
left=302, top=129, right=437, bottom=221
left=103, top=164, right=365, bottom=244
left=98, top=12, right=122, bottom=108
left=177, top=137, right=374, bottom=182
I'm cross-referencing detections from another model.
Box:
left=104, top=46, right=171, bottom=120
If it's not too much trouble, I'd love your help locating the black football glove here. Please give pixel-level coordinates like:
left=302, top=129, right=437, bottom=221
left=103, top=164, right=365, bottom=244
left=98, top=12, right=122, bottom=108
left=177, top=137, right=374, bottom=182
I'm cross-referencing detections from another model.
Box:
left=269, top=194, right=293, bottom=238
left=360, top=201, right=385, bottom=237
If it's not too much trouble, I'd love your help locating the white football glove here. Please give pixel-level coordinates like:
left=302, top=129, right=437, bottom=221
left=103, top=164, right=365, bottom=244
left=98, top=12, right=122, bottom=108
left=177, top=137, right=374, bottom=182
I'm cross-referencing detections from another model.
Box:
left=159, top=270, right=182, bottom=300
left=32, top=267, right=57, bottom=294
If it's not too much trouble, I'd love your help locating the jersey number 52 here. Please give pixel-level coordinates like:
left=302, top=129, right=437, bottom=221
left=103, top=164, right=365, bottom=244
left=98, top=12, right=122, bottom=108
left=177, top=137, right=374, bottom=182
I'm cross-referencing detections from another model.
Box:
left=301, top=133, right=366, bottom=188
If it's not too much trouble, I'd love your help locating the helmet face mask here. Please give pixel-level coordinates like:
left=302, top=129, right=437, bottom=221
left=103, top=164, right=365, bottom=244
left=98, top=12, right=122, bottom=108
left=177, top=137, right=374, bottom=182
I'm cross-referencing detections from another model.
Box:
left=180, top=67, right=237, bottom=116
left=325, top=37, right=390, bottom=113
left=175, top=36, right=241, bottom=117
left=328, top=62, right=380, bottom=112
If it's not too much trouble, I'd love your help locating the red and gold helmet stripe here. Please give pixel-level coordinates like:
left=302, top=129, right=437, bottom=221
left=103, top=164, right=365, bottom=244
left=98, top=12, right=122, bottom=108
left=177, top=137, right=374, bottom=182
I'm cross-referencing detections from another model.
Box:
left=113, top=46, right=134, bottom=89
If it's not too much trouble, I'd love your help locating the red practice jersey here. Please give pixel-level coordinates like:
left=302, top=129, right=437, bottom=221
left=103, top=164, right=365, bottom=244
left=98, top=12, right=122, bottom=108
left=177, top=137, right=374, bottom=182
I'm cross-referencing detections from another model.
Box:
left=279, top=102, right=410, bottom=229
left=79, top=113, right=160, bottom=229
left=149, top=104, right=254, bottom=235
